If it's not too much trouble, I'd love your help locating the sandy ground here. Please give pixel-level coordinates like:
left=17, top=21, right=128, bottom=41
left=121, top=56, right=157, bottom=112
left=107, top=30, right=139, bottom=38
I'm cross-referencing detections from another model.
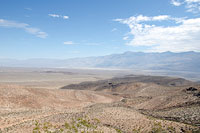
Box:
left=0, top=67, right=128, bottom=89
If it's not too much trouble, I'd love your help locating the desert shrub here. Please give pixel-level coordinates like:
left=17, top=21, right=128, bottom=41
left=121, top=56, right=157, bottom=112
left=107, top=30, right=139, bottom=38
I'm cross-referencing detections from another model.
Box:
left=191, top=128, right=200, bottom=133
left=32, top=116, right=103, bottom=133
left=132, top=128, right=141, bottom=133
left=150, top=122, right=167, bottom=133
left=33, top=121, right=41, bottom=133
left=166, top=125, right=176, bottom=133
left=33, top=117, right=198, bottom=133
left=115, top=128, right=122, bottom=133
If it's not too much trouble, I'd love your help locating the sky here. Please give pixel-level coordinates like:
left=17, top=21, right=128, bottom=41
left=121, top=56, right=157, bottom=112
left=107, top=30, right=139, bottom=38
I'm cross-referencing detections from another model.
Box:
left=0, top=0, right=200, bottom=59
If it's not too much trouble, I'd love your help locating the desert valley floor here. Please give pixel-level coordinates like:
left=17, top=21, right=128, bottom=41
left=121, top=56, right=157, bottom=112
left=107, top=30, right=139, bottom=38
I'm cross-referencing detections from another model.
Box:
left=0, top=68, right=200, bottom=133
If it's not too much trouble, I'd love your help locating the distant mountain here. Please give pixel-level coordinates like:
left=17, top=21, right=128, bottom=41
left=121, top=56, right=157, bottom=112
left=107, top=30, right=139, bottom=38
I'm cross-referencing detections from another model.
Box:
left=0, top=51, right=200, bottom=72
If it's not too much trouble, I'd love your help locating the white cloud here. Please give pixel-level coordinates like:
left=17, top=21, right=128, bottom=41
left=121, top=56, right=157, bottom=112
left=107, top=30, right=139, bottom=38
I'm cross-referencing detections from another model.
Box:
left=63, top=16, right=69, bottom=19
left=63, top=41, right=75, bottom=45
left=48, top=14, right=69, bottom=20
left=0, top=19, right=47, bottom=38
left=171, top=0, right=182, bottom=6
left=48, top=14, right=60, bottom=18
left=186, top=0, right=200, bottom=3
left=24, top=27, right=48, bottom=38
left=115, top=15, right=200, bottom=52
left=114, top=15, right=175, bottom=24
left=123, top=36, right=129, bottom=40
left=0, top=19, right=28, bottom=28
left=171, top=0, right=200, bottom=13
left=152, top=15, right=171, bottom=21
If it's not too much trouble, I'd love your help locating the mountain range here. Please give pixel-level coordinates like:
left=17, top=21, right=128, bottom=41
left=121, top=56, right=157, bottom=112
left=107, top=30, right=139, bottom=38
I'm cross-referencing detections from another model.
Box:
left=0, top=51, right=200, bottom=73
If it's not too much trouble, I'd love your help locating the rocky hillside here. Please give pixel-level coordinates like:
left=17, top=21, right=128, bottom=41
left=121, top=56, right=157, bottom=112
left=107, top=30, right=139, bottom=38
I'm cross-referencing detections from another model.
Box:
left=61, top=75, right=200, bottom=127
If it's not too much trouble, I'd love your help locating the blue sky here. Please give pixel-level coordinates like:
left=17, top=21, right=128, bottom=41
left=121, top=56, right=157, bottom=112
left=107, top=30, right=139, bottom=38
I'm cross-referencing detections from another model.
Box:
left=0, top=0, right=200, bottom=59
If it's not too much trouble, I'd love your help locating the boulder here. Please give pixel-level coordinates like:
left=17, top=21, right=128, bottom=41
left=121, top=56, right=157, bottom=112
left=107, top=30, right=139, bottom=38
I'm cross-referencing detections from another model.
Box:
left=186, top=87, right=197, bottom=91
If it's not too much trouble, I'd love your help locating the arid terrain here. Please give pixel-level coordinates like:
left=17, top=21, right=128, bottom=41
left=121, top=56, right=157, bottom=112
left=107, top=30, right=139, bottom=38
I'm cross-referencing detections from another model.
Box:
left=0, top=67, right=128, bottom=89
left=0, top=68, right=200, bottom=132
left=2, top=0, right=200, bottom=132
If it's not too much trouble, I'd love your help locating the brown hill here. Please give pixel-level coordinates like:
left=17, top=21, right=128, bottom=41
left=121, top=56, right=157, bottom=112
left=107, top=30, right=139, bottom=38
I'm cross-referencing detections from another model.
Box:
left=0, top=85, right=119, bottom=110
left=61, top=75, right=193, bottom=91
left=61, top=75, right=200, bottom=126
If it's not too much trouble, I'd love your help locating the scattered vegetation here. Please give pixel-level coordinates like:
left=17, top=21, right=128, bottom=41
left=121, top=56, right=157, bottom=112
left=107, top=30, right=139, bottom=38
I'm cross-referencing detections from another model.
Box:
left=33, top=116, right=103, bottom=133
left=132, top=128, right=141, bottom=133
left=150, top=122, right=167, bottom=133
left=33, top=116, right=200, bottom=133
left=115, top=128, right=122, bottom=133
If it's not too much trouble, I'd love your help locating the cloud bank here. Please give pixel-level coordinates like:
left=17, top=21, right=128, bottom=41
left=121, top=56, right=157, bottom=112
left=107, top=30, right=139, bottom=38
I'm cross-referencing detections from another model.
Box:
left=114, top=15, right=200, bottom=52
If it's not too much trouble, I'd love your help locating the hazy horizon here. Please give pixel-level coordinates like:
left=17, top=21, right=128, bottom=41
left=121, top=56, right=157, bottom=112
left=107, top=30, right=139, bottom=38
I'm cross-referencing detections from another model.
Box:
left=0, top=51, right=199, bottom=60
